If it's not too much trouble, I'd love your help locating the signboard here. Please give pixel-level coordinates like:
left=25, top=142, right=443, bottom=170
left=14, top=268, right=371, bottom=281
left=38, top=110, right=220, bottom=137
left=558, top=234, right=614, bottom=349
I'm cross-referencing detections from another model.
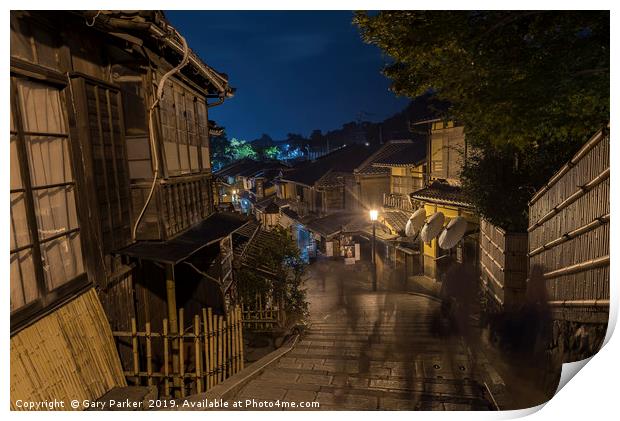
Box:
left=343, top=244, right=355, bottom=259
left=355, top=243, right=360, bottom=261
left=325, top=241, right=333, bottom=257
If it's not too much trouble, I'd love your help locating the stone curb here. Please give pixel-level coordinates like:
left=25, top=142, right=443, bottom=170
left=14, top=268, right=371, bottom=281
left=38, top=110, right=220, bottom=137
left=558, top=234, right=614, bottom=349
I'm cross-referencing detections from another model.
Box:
left=173, top=334, right=300, bottom=409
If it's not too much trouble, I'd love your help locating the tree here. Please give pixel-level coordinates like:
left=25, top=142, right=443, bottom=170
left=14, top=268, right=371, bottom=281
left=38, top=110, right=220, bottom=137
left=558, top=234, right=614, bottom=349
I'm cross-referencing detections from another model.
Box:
left=460, top=140, right=573, bottom=231
left=228, top=138, right=258, bottom=160
left=354, top=11, right=609, bottom=150
left=355, top=11, right=609, bottom=230
left=264, top=146, right=281, bottom=160
left=236, top=227, right=308, bottom=323
left=209, top=129, right=231, bottom=171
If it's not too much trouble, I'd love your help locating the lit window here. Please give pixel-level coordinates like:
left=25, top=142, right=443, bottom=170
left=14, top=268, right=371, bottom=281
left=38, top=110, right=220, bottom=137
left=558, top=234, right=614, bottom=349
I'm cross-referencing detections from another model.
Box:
left=10, top=77, right=86, bottom=316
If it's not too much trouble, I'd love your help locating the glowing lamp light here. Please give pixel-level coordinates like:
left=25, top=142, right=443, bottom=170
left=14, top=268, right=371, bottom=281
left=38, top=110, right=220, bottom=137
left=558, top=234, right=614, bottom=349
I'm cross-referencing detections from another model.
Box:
left=369, top=209, right=378, bottom=222
left=232, top=189, right=237, bottom=195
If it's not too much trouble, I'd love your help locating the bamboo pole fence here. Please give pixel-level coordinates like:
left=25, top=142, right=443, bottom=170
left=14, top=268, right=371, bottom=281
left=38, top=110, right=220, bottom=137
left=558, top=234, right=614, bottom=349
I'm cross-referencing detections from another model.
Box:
left=241, top=293, right=284, bottom=331
left=112, top=305, right=244, bottom=399
left=528, top=127, right=609, bottom=315
left=479, top=219, right=528, bottom=312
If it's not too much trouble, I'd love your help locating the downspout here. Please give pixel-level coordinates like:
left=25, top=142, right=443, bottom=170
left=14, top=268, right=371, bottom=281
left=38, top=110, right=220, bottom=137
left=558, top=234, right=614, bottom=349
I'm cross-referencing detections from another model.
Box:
left=131, top=31, right=190, bottom=240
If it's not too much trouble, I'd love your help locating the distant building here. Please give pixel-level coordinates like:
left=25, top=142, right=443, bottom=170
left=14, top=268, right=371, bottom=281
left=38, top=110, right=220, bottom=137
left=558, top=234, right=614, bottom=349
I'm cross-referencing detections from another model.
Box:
left=214, top=158, right=288, bottom=215
left=275, top=144, right=378, bottom=261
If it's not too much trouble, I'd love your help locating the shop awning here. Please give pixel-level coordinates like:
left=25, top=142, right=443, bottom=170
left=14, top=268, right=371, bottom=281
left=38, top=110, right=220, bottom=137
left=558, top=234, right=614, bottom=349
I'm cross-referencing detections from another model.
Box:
left=115, top=212, right=250, bottom=265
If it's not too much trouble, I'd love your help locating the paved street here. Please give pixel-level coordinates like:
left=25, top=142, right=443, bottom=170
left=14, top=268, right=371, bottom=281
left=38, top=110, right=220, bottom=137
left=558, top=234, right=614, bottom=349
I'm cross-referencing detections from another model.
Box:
left=231, top=260, right=494, bottom=410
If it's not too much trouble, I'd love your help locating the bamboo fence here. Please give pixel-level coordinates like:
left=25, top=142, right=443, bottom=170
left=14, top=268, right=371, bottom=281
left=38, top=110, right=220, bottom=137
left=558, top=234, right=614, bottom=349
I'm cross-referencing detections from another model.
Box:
left=528, top=127, right=610, bottom=321
left=479, top=219, right=528, bottom=311
left=112, top=305, right=244, bottom=399
left=241, top=293, right=284, bottom=331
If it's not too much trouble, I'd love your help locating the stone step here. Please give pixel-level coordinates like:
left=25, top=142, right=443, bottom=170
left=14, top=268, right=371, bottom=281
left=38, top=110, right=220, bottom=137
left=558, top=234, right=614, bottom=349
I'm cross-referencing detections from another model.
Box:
left=291, top=344, right=469, bottom=359
left=301, top=336, right=448, bottom=344
left=260, top=365, right=479, bottom=387
left=301, top=334, right=448, bottom=343
left=275, top=356, right=475, bottom=380
left=286, top=348, right=469, bottom=363
left=237, top=378, right=488, bottom=405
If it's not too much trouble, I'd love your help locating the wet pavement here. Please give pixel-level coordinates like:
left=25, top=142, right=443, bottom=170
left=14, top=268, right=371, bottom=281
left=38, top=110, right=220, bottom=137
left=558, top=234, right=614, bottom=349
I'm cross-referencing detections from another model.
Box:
left=230, top=259, right=495, bottom=410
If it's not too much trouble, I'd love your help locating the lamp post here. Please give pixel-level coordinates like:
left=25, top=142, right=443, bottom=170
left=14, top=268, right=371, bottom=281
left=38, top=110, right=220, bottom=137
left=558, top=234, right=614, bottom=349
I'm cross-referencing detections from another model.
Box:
left=369, top=209, right=378, bottom=292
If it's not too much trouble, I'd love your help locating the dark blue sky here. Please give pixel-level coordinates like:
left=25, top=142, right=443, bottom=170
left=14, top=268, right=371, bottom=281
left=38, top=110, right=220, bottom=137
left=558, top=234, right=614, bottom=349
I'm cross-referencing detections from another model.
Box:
left=166, top=11, right=409, bottom=141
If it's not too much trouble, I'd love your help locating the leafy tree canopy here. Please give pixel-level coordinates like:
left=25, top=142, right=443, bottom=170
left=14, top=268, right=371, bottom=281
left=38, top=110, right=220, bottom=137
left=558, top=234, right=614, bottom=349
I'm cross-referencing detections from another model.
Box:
left=237, top=227, right=308, bottom=322
left=354, top=11, right=609, bottom=150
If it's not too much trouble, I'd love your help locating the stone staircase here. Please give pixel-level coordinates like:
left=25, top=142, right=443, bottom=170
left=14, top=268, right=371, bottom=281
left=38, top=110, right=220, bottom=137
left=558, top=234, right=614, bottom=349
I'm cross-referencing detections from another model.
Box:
left=233, top=295, right=493, bottom=410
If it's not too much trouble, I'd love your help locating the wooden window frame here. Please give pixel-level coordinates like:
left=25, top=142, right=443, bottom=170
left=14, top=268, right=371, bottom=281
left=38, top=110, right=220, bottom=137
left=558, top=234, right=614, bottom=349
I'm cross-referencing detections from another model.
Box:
left=10, top=63, right=90, bottom=334
left=158, top=75, right=211, bottom=177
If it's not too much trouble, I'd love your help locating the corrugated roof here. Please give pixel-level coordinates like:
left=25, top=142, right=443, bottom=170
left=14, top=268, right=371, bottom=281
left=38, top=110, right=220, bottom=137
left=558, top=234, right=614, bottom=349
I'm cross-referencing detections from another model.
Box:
left=116, top=212, right=250, bottom=265
left=410, top=181, right=473, bottom=208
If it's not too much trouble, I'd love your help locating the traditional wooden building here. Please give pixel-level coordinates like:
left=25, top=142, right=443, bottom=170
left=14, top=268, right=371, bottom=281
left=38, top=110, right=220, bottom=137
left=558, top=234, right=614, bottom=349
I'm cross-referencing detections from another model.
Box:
left=10, top=10, right=242, bottom=404
left=274, top=144, right=377, bottom=260
left=276, top=144, right=376, bottom=216
left=409, top=120, right=479, bottom=279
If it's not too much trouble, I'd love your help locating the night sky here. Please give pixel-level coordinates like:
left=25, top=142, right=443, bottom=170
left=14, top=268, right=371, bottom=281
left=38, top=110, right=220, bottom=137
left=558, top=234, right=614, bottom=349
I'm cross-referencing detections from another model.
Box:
left=165, top=11, right=409, bottom=141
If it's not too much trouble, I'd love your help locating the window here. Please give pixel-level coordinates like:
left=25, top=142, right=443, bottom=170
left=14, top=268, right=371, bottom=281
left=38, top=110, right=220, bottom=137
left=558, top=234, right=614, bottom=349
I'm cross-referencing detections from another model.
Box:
left=81, top=79, right=132, bottom=252
left=10, top=15, right=60, bottom=70
left=159, top=77, right=211, bottom=176
left=10, top=76, right=86, bottom=320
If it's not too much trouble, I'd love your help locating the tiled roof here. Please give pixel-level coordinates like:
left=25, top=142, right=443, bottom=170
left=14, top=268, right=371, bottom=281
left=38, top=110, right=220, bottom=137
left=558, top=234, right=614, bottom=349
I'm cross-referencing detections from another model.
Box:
left=342, top=215, right=399, bottom=241
left=372, top=140, right=426, bottom=167
left=281, top=144, right=378, bottom=186
left=381, top=209, right=414, bottom=235
left=305, top=213, right=360, bottom=238
left=254, top=195, right=281, bottom=213
left=216, top=159, right=285, bottom=179
left=279, top=206, right=314, bottom=225
left=355, top=140, right=421, bottom=175
left=316, top=171, right=347, bottom=188
left=410, top=181, right=472, bottom=208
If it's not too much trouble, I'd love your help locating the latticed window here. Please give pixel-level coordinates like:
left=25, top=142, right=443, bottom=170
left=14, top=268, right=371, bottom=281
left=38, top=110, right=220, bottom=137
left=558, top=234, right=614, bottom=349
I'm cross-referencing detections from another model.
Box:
left=10, top=76, right=87, bottom=323
left=159, top=77, right=210, bottom=176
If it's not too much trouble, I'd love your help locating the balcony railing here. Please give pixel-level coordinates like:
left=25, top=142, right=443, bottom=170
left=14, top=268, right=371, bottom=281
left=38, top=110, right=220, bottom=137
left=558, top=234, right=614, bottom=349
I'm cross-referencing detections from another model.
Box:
left=383, top=192, right=415, bottom=212
left=131, top=174, right=214, bottom=241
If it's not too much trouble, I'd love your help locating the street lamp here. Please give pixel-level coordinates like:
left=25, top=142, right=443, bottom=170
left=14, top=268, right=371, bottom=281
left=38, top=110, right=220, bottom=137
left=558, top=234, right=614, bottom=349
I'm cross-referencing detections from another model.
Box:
left=369, top=209, right=378, bottom=291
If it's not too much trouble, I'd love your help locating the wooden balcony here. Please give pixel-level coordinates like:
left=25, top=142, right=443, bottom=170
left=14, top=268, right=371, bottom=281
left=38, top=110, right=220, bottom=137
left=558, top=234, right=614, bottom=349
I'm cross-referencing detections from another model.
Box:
left=130, top=174, right=215, bottom=241
left=383, top=192, right=415, bottom=212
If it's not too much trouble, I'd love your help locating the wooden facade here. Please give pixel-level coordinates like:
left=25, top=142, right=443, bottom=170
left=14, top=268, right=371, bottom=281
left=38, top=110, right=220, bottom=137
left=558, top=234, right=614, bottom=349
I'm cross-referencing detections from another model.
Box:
left=528, top=127, right=609, bottom=363
left=429, top=121, right=467, bottom=185
left=10, top=10, right=236, bottom=403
